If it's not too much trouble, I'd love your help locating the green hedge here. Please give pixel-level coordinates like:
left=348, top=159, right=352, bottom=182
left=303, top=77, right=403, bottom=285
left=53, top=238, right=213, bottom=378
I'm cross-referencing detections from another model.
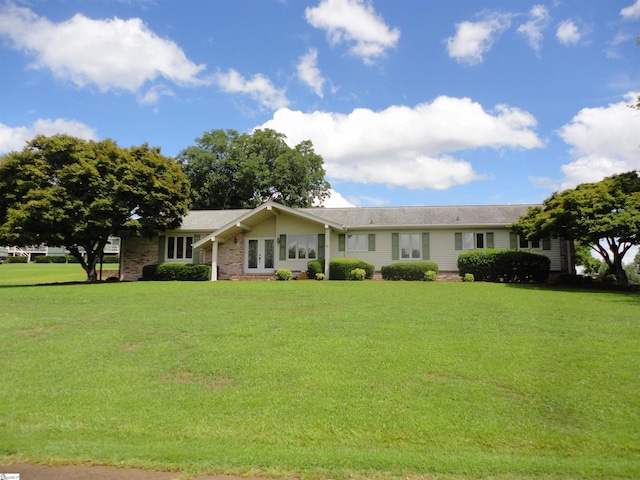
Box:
left=307, top=260, right=325, bottom=278
left=6, top=256, right=28, bottom=263
left=142, top=263, right=211, bottom=281
left=458, top=250, right=550, bottom=283
left=329, top=258, right=375, bottom=280
left=34, top=255, right=68, bottom=263
left=381, top=261, right=439, bottom=281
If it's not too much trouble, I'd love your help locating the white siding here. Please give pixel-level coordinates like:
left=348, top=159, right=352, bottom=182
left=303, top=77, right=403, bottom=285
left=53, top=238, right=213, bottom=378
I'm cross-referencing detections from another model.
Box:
left=275, top=213, right=326, bottom=272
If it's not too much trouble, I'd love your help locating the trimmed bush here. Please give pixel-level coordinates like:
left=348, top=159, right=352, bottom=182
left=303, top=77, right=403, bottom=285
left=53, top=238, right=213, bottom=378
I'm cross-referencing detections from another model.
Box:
left=7, top=256, right=28, bottom=263
left=348, top=268, right=367, bottom=281
left=276, top=269, right=292, bottom=281
left=329, top=258, right=374, bottom=280
left=458, top=250, right=550, bottom=283
left=102, top=255, right=120, bottom=264
left=66, top=255, right=81, bottom=263
left=307, top=260, right=325, bottom=278
left=381, top=261, right=439, bottom=281
left=315, top=273, right=325, bottom=281
left=463, top=273, right=475, bottom=282
left=35, top=255, right=68, bottom=263
left=143, top=263, right=211, bottom=281
left=424, top=270, right=437, bottom=282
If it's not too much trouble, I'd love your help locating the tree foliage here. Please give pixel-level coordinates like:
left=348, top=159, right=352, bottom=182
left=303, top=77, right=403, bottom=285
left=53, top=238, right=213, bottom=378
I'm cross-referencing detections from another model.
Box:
left=513, top=171, right=640, bottom=286
left=0, top=134, right=190, bottom=282
left=177, top=128, right=331, bottom=209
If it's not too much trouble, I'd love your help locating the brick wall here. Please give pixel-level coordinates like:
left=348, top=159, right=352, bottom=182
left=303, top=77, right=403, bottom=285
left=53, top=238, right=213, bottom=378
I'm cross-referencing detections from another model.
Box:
left=120, top=235, right=159, bottom=281
left=217, top=233, right=244, bottom=279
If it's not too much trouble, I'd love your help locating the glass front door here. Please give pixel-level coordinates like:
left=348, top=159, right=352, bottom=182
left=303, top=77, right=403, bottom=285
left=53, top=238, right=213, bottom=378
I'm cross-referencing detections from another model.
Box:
left=246, top=238, right=275, bottom=273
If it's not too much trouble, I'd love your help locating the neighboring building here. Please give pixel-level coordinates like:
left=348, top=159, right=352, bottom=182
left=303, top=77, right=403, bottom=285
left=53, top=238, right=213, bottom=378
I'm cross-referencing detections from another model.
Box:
left=119, top=201, right=575, bottom=281
left=1, top=237, right=121, bottom=262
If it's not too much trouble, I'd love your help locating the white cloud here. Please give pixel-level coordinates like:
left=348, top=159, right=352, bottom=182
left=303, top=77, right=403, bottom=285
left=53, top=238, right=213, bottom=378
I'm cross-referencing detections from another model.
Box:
left=0, top=4, right=206, bottom=98
left=0, top=119, right=97, bottom=154
left=556, top=93, right=640, bottom=188
left=517, top=4, right=550, bottom=53
left=621, top=0, right=640, bottom=20
left=215, top=69, right=289, bottom=110
left=305, top=0, right=400, bottom=64
left=446, top=12, right=512, bottom=65
left=556, top=20, right=582, bottom=46
left=316, top=189, right=357, bottom=208
left=260, top=96, right=544, bottom=190
left=297, top=48, right=325, bottom=97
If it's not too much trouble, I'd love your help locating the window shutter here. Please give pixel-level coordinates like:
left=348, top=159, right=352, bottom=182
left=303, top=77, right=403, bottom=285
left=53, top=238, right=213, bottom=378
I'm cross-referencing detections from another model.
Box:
left=454, top=232, right=462, bottom=251
left=338, top=234, right=345, bottom=252
left=279, top=235, right=287, bottom=260
left=157, top=236, right=166, bottom=263
left=542, top=236, right=551, bottom=250
left=392, top=233, right=399, bottom=260
left=368, top=234, right=376, bottom=251
left=486, top=232, right=494, bottom=249
left=422, top=232, right=430, bottom=260
left=318, top=234, right=325, bottom=260
left=509, top=232, right=518, bottom=249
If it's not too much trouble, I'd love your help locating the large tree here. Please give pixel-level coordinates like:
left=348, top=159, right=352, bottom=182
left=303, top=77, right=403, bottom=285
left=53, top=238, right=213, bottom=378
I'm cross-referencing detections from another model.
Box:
left=513, top=171, right=640, bottom=286
left=0, top=134, right=190, bottom=282
left=177, top=128, right=331, bottom=209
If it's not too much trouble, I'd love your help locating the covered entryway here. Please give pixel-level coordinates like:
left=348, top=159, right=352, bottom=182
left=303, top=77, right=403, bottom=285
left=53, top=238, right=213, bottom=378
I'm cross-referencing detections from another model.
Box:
left=245, top=238, right=275, bottom=274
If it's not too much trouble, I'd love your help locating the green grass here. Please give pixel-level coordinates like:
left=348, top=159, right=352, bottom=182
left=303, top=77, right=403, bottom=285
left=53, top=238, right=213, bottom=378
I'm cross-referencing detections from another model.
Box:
left=0, top=280, right=639, bottom=479
left=0, top=263, right=88, bottom=285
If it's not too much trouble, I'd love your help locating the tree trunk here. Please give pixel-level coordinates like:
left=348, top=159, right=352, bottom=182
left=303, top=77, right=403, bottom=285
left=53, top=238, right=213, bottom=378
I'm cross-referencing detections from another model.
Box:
left=614, top=257, right=629, bottom=287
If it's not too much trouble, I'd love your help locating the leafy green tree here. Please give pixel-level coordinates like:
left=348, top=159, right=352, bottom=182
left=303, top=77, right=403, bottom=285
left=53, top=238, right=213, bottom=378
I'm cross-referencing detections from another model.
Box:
left=574, top=242, right=604, bottom=276
left=514, top=171, right=640, bottom=286
left=0, top=134, right=190, bottom=282
left=625, top=250, right=640, bottom=284
left=177, top=128, right=331, bottom=209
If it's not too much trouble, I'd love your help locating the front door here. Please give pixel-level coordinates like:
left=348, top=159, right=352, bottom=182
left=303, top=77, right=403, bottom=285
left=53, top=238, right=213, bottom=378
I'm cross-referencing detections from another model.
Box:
left=246, top=238, right=275, bottom=274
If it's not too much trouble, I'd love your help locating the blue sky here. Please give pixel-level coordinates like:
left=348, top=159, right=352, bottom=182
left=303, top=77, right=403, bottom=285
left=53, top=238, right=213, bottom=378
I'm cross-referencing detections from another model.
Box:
left=1, top=0, right=639, bottom=208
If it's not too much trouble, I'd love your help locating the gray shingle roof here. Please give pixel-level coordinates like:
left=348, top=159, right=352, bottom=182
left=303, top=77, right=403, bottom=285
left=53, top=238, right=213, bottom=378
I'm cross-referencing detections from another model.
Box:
left=178, top=204, right=537, bottom=232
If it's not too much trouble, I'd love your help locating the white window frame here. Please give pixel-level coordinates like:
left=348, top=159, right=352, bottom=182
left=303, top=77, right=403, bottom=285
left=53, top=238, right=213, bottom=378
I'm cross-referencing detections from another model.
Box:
left=400, top=233, right=422, bottom=259
left=287, top=235, right=317, bottom=260
left=347, top=234, right=368, bottom=252
left=166, top=235, right=193, bottom=261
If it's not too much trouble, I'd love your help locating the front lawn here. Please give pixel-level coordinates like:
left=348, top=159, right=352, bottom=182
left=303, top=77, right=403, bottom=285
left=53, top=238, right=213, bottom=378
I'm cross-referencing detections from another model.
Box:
left=0, top=281, right=638, bottom=479
left=0, top=263, right=87, bottom=285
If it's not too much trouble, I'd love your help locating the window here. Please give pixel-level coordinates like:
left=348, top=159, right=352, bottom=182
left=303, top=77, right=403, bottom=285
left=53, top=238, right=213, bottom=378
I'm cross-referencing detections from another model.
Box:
left=287, top=235, right=317, bottom=260
left=166, top=236, right=193, bottom=260
left=392, top=232, right=429, bottom=260
left=348, top=234, right=368, bottom=251
left=455, top=232, right=494, bottom=250
left=401, top=233, right=421, bottom=259
left=520, top=237, right=540, bottom=249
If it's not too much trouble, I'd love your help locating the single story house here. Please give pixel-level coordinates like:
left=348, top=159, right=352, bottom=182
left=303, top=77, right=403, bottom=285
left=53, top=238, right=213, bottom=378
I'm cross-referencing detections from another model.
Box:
left=119, top=201, right=575, bottom=281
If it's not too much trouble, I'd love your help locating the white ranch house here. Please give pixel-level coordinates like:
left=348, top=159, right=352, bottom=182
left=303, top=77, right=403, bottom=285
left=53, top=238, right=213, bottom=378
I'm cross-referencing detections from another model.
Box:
left=119, top=202, right=575, bottom=281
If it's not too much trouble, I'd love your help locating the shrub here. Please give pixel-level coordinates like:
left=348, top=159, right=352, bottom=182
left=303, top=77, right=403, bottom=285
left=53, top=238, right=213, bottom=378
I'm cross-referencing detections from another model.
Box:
left=7, top=256, right=28, bottom=263
left=381, top=261, right=439, bottom=281
left=35, top=255, right=68, bottom=263
left=276, top=269, right=292, bottom=281
left=101, top=255, right=120, bottom=264
left=329, top=258, right=374, bottom=280
left=424, top=270, right=437, bottom=282
left=602, top=273, right=617, bottom=284
left=348, top=268, right=367, bottom=281
left=66, top=255, right=81, bottom=263
left=307, top=260, right=325, bottom=278
left=556, top=273, right=586, bottom=285
left=463, top=273, right=475, bottom=282
left=143, top=263, right=211, bottom=281
left=458, top=250, right=550, bottom=283
left=315, top=273, right=325, bottom=281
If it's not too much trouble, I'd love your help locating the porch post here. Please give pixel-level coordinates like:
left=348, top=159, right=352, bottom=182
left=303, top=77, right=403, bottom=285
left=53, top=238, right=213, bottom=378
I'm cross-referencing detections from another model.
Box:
left=211, top=241, right=218, bottom=281
left=324, top=226, right=331, bottom=279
